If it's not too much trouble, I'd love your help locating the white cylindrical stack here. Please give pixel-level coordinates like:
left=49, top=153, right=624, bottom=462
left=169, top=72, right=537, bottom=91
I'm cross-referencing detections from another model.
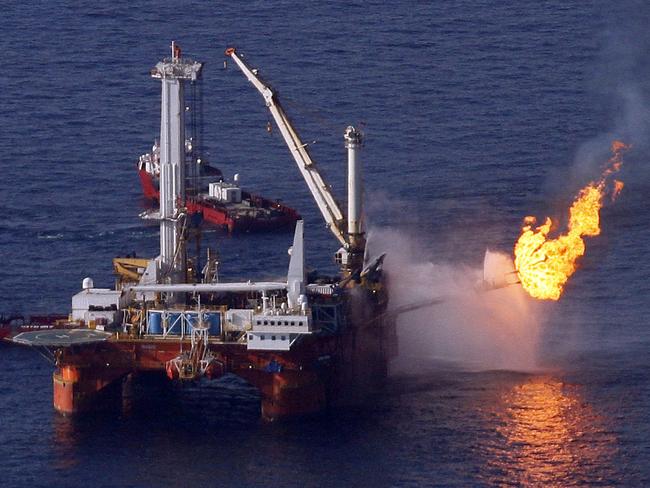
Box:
left=344, top=126, right=363, bottom=242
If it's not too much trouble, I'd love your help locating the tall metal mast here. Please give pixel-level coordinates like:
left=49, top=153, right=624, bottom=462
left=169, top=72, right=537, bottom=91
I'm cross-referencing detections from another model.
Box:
left=151, top=42, right=203, bottom=285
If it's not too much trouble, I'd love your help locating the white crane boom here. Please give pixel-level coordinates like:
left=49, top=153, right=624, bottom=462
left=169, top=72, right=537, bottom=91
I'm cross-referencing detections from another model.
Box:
left=225, top=48, right=348, bottom=247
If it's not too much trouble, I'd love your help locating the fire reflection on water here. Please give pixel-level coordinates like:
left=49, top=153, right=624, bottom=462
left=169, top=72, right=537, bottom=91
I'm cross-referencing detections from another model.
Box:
left=483, top=377, right=619, bottom=486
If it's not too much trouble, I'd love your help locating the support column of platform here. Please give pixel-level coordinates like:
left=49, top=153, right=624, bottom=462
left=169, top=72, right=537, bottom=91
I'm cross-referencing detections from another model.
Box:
left=240, top=368, right=327, bottom=420
left=53, top=365, right=130, bottom=415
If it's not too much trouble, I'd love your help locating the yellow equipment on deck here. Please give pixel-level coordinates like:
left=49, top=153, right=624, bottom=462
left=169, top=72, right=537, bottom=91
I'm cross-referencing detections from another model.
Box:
left=113, top=258, right=151, bottom=286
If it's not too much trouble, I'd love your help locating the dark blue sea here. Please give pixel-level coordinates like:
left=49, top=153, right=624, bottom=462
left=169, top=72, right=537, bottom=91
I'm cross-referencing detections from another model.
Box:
left=2, top=1, right=650, bottom=486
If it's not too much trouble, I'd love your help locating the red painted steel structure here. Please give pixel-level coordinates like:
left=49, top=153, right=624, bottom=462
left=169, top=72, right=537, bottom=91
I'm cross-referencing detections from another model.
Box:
left=138, top=170, right=300, bottom=232
left=52, top=312, right=394, bottom=420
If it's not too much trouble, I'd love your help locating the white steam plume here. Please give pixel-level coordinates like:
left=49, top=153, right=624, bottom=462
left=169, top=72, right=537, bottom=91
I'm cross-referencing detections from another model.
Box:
left=368, top=228, right=545, bottom=373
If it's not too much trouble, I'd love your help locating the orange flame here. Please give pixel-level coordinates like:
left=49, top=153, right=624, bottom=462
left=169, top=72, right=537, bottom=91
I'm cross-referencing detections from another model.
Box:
left=514, top=141, right=629, bottom=300
left=612, top=180, right=624, bottom=201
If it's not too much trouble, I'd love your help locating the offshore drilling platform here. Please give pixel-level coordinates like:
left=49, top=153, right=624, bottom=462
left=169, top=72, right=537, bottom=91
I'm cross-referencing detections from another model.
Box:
left=13, top=44, right=397, bottom=420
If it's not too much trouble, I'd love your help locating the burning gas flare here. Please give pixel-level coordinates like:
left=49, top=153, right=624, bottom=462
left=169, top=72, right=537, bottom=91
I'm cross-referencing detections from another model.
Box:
left=514, top=141, right=629, bottom=300
left=612, top=180, right=624, bottom=200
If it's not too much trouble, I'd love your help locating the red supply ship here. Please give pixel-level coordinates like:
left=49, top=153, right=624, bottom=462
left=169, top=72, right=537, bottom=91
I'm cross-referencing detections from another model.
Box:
left=138, top=147, right=300, bottom=233
left=137, top=44, right=299, bottom=233
left=14, top=44, right=399, bottom=421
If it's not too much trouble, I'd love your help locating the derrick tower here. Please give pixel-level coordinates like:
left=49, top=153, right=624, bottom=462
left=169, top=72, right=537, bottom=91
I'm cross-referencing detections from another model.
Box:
left=150, top=42, right=203, bottom=285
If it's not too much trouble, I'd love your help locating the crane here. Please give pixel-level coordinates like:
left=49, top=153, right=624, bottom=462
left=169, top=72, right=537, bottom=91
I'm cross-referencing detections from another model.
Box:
left=225, top=48, right=364, bottom=261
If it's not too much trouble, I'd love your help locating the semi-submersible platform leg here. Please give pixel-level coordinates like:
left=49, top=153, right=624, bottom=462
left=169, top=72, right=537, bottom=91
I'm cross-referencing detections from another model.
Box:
left=51, top=361, right=326, bottom=418
left=52, top=363, right=327, bottom=419
left=53, top=364, right=130, bottom=415
left=51, top=343, right=134, bottom=415
left=49, top=314, right=392, bottom=419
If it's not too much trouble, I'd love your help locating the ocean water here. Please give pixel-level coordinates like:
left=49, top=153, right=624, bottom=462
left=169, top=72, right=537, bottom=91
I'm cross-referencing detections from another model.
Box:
left=1, top=1, right=650, bottom=486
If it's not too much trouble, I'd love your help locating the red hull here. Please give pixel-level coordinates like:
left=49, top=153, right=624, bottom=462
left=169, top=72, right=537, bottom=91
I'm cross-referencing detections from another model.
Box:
left=51, top=311, right=394, bottom=420
left=138, top=169, right=159, bottom=201
left=138, top=169, right=299, bottom=232
left=0, top=328, right=10, bottom=341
